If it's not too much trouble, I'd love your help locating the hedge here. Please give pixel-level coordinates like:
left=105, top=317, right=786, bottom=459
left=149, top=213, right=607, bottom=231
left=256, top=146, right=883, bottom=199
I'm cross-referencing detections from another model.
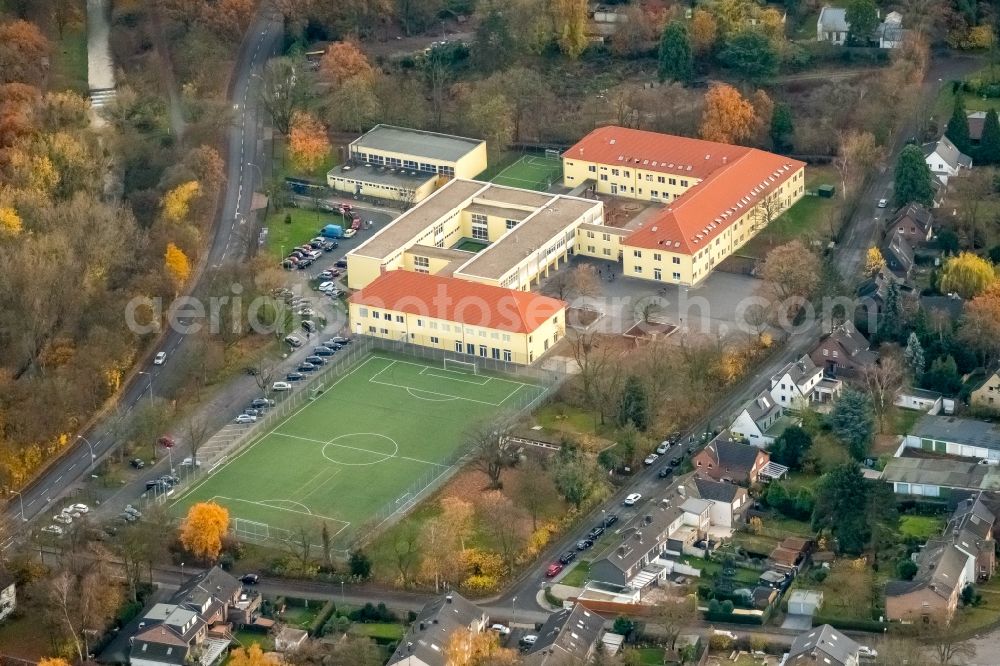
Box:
left=703, top=611, right=763, bottom=625
left=812, top=615, right=887, bottom=632
left=309, top=599, right=337, bottom=637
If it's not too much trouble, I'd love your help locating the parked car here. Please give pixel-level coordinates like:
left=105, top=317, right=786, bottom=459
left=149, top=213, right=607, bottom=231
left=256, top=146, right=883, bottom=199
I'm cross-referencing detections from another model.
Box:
left=559, top=550, right=577, bottom=565
left=146, top=479, right=168, bottom=491
left=301, top=320, right=317, bottom=333
left=587, top=526, right=604, bottom=539
left=179, top=457, right=201, bottom=467
left=129, top=458, right=145, bottom=469
left=153, top=351, right=167, bottom=365
left=545, top=563, right=564, bottom=577
left=329, top=336, right=350, bottom=344
left=313, top=347, right=335, bottom=356
left=490, top=623, right=511, bottom=636
left=304, top=355, right=326, bottom=365
left=297, top=362, right=317, bottom=373
left=322, top=340, right=343, bottom=350
left=235, top=414, right=257, bottom=424
left=41, top=525, right=64, bottom=536
left=321, top=241, right=337, bottom=252
left=157, top=435, right=176, bottom=448
left=284, top=335, right=303, bottom=348
left=334, top=259, right=347, bottom=269
left=240, top=573, right=261, bottom=585
left=62, top=507, right=81, bottom=518
left=603, top=513, right=618, bottom=527
left=669, top=456, right=683, bottom=467
left=250, top=398, right=275, bottom=409
left=317, top=281, right=336, bottom=292
left=858, top=646, right=878, bottom=658
left=243, top=408, right=262, bottom=417
left=285, top=373, right=304, bottom=382
left=272, top=381, right=293, bottom=391
left=53, top=513, right=72, bottom=524
left=70, top=503, right=89, bottom=514
left=297, top=307, right=316, bottom=317
left=877, top=198, right=888, bottom=208
left=658, top=466, right=673, bottom=479
left=520, top=634, right=538, bottom=647
left=656, top=441, right=670, bottom=455
left=623, top=493, right=642, bottom=506
left=576, top=538, right=594, bottom=550
left=643, top=453, right=659, bottom=465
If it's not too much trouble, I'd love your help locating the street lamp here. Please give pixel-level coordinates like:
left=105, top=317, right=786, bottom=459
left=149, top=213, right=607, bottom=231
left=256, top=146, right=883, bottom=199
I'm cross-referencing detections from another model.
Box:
left=247, top=162, right=264, bottom=190
left=137, top=371, right=154, bottom=407
left=78, top=435, right=96, bottom=463
left=511, top=596, right=516, bottom=628
left=10, top=490, right=26, bottom=522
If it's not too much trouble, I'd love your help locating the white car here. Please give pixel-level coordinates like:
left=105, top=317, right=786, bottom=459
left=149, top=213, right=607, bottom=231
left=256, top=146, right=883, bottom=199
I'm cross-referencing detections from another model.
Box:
left=317, top=281, right=336, bottom=292
left=235, top=414, right=257, bottom=424
left=656, top=442, right=670, bottom=455
left=180, top=457, right=202, bottom=467
left=153, top=351, right=167, bottom=365
left=41, top=525, right=64, bottom=536
left=489, top=623, right=511, bottom=636
left=62, top=506, right=81, bottom=518
left=297, top=308, right=316, bottom=317
left=53, top=513, right=73, bottom=524
left=858, top=646, right=878, bottom=658
left=343, top=228, right=357, bottom=238
left=284, top=335, right=302, bottom=348
left=623, top=493, right=642, bottom=506
left=272, top=381, right=292, bottom=392
left=520, top=635, right=538, bottom=647
left=877, top=198, right=888, bottom=208
left=643, top=453, right=659, bottom=465
left=71, top=503, right=89, bottom=514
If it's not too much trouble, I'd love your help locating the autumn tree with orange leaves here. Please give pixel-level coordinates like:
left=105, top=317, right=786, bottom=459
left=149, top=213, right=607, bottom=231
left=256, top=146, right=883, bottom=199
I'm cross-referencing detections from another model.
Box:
left=180, top=501, right=230, bottom=561
left=228, top=643, right=286, bottom=666
left=288, top=111, right=331, bottom=173
left=38, top=659, right=71, bottom=666
left=700, top=83, right=757, bottom=145
left=164, top=242, right=191, bottom=293
left=0, top=207, right=23, bottom=236
left=319, top=41, right=375, bottom=86
left=0, top=20, right=50, bottom=84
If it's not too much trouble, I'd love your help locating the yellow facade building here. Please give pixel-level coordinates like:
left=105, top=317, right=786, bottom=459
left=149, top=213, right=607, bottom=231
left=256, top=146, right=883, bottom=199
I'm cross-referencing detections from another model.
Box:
left=563, top=127, right=807, bottom=286
left=327, top=125, right=488, bottom=204
left=348, top=270, right=566, bottom=365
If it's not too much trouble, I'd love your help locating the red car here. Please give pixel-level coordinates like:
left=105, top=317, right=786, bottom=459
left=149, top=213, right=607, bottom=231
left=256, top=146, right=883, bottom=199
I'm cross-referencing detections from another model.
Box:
left=545, top=562, right=564, bottom=578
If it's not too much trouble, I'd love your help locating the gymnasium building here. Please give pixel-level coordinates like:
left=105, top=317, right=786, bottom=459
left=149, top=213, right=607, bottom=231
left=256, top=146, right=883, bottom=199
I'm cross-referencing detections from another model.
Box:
left=327, top=125, right=487, bottom=204
left=563, top=126, right=806, bottom=286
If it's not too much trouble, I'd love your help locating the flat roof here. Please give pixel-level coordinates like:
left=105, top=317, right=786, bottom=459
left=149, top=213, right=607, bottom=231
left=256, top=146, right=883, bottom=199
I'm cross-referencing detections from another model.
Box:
left=328, top=163, right=435, bottom=190
left=466, top=202, right=533, bottom=221
left=913, top=415, right=1000, bottom=450
left=881, top=457, right=1000, bottom=491
left=406, top=244, right=474, bottom=262
left=577, top=222, right=631, bottom=237
left=456, top=197, right=601, bottom=280
left=351, top=124, right=484, bottom=163
left=474, top=185, right=553, bottom=208
left=351, top=179, right=487, bottom=260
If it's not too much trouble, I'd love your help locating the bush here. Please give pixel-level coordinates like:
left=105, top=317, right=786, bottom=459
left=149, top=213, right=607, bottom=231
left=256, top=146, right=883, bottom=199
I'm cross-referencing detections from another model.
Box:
left=709, top=634, right=733, bottom=651
left=812, top=615, right=886, bottom=632
left=708, top=599, right=721, bottom=614
left=349, top=550, right=372, bottom=580
left=309, top=600, right=337, bottom=637
left=812, top=569, right=829, bottom=583
left=613, top=616, right=637, bottom=637
left=348, top=602, right=398, bottom=624
left=721, top=600, right=735, bottom=614
left=897, top=559, right=918, bottom=580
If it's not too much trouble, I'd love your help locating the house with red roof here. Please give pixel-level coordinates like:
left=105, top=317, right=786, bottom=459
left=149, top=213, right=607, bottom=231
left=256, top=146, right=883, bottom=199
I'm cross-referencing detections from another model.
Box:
left=563, top=126, right=806, bottom=286
left=348, top=270, right=566, bottom=365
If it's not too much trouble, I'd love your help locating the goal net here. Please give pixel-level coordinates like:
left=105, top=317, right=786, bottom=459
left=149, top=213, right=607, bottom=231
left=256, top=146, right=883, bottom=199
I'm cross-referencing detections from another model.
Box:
left=233, top=518, right=270, bottom=541
left=443, top=358, right=478, bottom=375
left=310, top=382, right=325, bottom=400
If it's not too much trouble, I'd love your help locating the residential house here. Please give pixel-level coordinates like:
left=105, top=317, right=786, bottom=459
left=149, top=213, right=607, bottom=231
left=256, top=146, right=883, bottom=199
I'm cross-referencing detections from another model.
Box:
left=692, top=437, right=770, bottom=485
left=809, top=320, right=876, bottom=378
left=886, top=542, right=972, bottom=622
left=129, top=567, right=259, bottom=666
left=895, top=387, right=944, bottom=414
left=729, top=390, right=787, bottom=447
left=273, top=627, right=308, bottom=654
left=923, top=135, right=973, bottom=185
left=588, top=502, right=687, bottom=589
left=891, top=203, right=934, bottom=245
left=679, top=475, right=750, bottom=529
left=949, top=496, right=996, bottom=581
left=522, top=604, right=604, bottom=666
left=881, top=231, right=915, bottom=281
left=0, top=571, right=15, bottom=623
left=816, top=7, right=849, bottom=44
left=970, top=368, right=1000, bottom=411
left=785, top=624, right=861, bottom=666
left=769, top=355, right=840, bottom=406
left=387, top=593, right=488, bottom=666
left=903, top=414, right=1000, bottom=463
left=769, top=537, right=815, bottom=571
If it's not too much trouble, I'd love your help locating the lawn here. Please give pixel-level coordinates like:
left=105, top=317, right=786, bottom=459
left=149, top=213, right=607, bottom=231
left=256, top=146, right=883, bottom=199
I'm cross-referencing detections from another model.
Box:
left=629, top=647, right=666, bottom=665
left=560, top=560, right=591, bottom=587
left=681, top=556, right=760, bottom=585
left=899, top=514, right=945, bottom=540
left=490, top=155, right=563, bottom=192
left=263, top=207, right=333, bottom=259
left=931, top=68, right=1000, bottom=124
left=348, top=622, right=407, bottom=641
left=171, top=353, right=544, bottom=550
left=49, top=20, right=89, bottom=94
left=742, top=165, right=840, bottom=259
left=0, top=613, right=54, bottom=659
left=231, top=629, right=274, bottom=651
left=793, top=560, right=877, bottom=622
left=532, top=401, right=613, bottom=443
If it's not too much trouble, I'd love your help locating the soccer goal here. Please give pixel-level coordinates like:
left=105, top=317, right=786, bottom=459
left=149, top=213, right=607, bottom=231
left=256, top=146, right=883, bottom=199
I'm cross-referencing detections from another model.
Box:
left=544, top=148, right=561, bottom=160
left=443, top=358, right=478, bottom=375
left=233, top=517, right=270, bottom=541
left=310, top=382, right=325, bottom=400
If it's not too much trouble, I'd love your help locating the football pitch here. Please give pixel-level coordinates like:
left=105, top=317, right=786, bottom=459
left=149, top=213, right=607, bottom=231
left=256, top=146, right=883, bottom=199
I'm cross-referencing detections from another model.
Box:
left=171, top=353, right=545, bottom=547
left=490, top=155, right=563, bottom=191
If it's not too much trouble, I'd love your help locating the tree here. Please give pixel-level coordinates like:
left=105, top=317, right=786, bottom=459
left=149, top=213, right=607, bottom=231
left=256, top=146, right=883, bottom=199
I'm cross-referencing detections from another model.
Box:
left=864, top=247, right=886, bottom=276
left=812, top=463, right=870, bottom=554
left=179, top=501, right=229, bottom=561
left=658, top=22, right=693, bottom=83
left=319, top=41, right=374, bottom=87
left=473, top=9, right=515, bottom=73
left=939, top=252, right=996, bottom=299
left=769, top=103, right=794, bottom=153
left=553, top=449, right=599, bottom=509
left=830, top=388, right=875, bottom=459
left=894, top=144, right=935, bottom=207
left=229, top=644, right=285, bottom=666
left=50, top=0, right=83, bottom=40
left=904, top=332, right=926, bottom=376
left=611, top=4, right=655, bottom=58
left=45, top=557, right=123, bottom=663
left=922, top=355, right=963, bottom=394
left=959, top=283, right=1000, bottom=365
left=691, top=9, right=718, bottom=56
left=760, top=240, right=821, bottom=302
left=38, top=659, right=71, bottom=666
left=717, top=30, right=779, bottom=83
left=846, top=0, right=879, bottom=44
left=390, top=522, right=423, bottom=587
left=545, top=264, right=600, bottom=302
left=878, top=279, right=904, bottom=342
left=946, top=93, right=972, bottom=155
left=258, top=57, right=314, bottom=135
left=617, top=375, right=650, bottom=431
left=349, top=549, right=372, bottom=579
left=655, top=594, right=697, bottom=651
left=897, top=558, right=918, bottom=580
left=185, top=417, right=211, bottom=468
left=463, top=91, right=514, bottom=164
left=700, top=83, right=756, bottom=145
left=467, top=415, right=519, bottom=489
left=164, top=242, right=191, bottom=293
left=979, top=108, right=1000, bottom=165
left=288, top=111, right=331, bottom=173
left=445, top=628, right=518, bottom=666
left=923, top=619, right=976, bottom=666
left=0, top=20, right=50, bottom=85
left=0, top=206, right=23, bottom=236
left=327, top=76, right=378, bottom=134
left=770, top=426, right=812, bottom=470
left=550, top=0, right=588, bottom=58
left=162, top=180, right=200, bottom=224
left=862, top=350, right=906, bottom=433
left=479, top=491, right=525, bottom=569
left=835, top=130, right=881, bottom=199
left=512, top=463, right=554, bottom=531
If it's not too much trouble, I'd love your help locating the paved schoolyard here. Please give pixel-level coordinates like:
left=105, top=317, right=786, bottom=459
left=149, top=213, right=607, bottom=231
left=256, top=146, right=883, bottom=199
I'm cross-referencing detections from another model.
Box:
left=549, top=256, right=765, bottom=340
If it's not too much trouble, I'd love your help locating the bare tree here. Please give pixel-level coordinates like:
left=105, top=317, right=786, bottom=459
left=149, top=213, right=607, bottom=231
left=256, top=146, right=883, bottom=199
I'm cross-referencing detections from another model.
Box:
left=544, top=264, right=601, bottom=302
left=752, top=191, right=783, bottom=232
left=185, top=417, right=211, bottom=468
left=478, top=491, right=525, bottom=569
left=862, top=346, right=907, bottom=433
left=511, top=463, right=553, bottom=531
left=467, top=413, right=519, bottom=489
left=257, top=56, right=315, bottom=135
left=569, top=333, right=625, bottom=429
left=924, top=618, right=976, bottom=665
left=834, top=130, right=881, bottom=200
left=655, top=593, right=697, bottom=652
left=251, top=355, right=277, bottom=397
left=391, top=523, right=423, bottom=587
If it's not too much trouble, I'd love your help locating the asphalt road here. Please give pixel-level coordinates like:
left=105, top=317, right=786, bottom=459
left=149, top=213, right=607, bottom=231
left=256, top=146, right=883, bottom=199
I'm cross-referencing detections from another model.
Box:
left=2, top=8, right=285, bottom=538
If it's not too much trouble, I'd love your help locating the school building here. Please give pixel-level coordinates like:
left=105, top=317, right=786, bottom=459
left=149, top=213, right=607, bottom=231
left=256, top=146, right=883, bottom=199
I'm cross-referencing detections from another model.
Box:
left=345, top=179, right=605, bottom=292
left=347, top=270, right=566, bottom=365
left=327, top=125, right=488, bottom=204
left=563, top=127, right=807, bottom=286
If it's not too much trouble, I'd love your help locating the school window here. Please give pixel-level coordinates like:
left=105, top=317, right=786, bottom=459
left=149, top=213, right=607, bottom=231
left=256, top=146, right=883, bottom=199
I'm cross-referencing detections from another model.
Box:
left=403, top=159, right=418, bottom=169
left=479, top=345, right=487, bottom=357
left=414, top=256, right=429, bottom=271
left=600, top=174, right=608, bottom=181
left=371, top=310, right=379, bottom=319
left=612, top=168, right=620, bottom=176
left=638, top=188, right=643, bottom=195
left=417, top=320, right=423, bottom=327
left=654, top=268, right=662, bottom=280
left=431, top=336, right=439, bottom=344
left=491, top=348, right=500, bottom=360
left=673, top=272, right=681, bottom=280
left=472, top=225, right=488, bottom=240
left=368, top=325, right=376, bottom=333
left=359, top=308, right=368, bottom=317
left=669, top=178, right=676, bottom=185
left=395, top=315, right=404, bottom=323
left=672, top=257, right=681, bottom=264
left=681, top=179, right=688, bottom=187
left=645, top=174, right=653, bottom=181
left=633, top=250, right=642, bottom=258
left=502, top=334, right=511, bottom=342
left=503, top=350, right=512, bottom=362
left=455, top=341, right=463, bottom=352
left=506, top=219, right=518, bottom=230
left=419, top=162, right=436, bottom=173
left=588, top=165, right=596, bottom=172
left=634, top=266, right=643, bottom=274
left=651, top=190, right=659, bottom=198
left=379, top=328, right=388, bottom=335
left=657, top=176, right=665, bottom=183
left=624, top=171, right=630, bottom=178
left=604, top=248, right=611, bottom=256
left=384, top=313, right=393, bottom=320
left=602, top=233, right=610, bottom=241
left=653, top=253, right=661, bottom=261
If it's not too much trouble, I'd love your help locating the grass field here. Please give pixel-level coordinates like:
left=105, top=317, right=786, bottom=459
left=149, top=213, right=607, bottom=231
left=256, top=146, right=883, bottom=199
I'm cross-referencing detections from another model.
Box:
left=899, top=514, right=945, bottom=540
left=49, top=21, right=89, bottom=94
left=490, top=155, right=563, bottom=191
left=263, top=208, right=332, bottom=259
left=742, top=165, right=839, bottom=259
left=172, top=353, right=544, bottom=547
left=453, top=238, right=490, bottom=252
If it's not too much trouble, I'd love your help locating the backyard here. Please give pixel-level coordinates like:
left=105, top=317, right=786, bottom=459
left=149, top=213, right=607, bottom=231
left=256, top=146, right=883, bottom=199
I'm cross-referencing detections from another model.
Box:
left=742, top=165, right=840, bottom=259
left=791, top=559, right=881, bottom=623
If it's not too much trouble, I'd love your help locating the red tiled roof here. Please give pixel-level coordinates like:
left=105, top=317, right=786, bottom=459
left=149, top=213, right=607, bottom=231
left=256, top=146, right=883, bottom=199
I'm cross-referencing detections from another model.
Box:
left=349, top=270, right=566, bottom=334
left=564, top=125, right=750, bottom=179
left=564, top=126, right=806, bottom=255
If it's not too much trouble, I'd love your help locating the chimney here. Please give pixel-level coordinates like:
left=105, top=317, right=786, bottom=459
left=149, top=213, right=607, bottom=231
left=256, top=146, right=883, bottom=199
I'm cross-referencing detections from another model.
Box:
left=446, top=595, right=453, bottom=604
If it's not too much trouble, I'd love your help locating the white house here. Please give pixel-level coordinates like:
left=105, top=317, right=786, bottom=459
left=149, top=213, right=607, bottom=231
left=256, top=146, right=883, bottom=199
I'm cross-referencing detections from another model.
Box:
left=895, top=387, right=943, bottom=414
left=729, top=390, right=790, bottom=447
left=817, top=7, right=849, bottom=45
left=769, top=355, right=839, bottom=407
left=923, top=135, right=973, bottom=185
left=680, top=476, right=750, bottom=529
